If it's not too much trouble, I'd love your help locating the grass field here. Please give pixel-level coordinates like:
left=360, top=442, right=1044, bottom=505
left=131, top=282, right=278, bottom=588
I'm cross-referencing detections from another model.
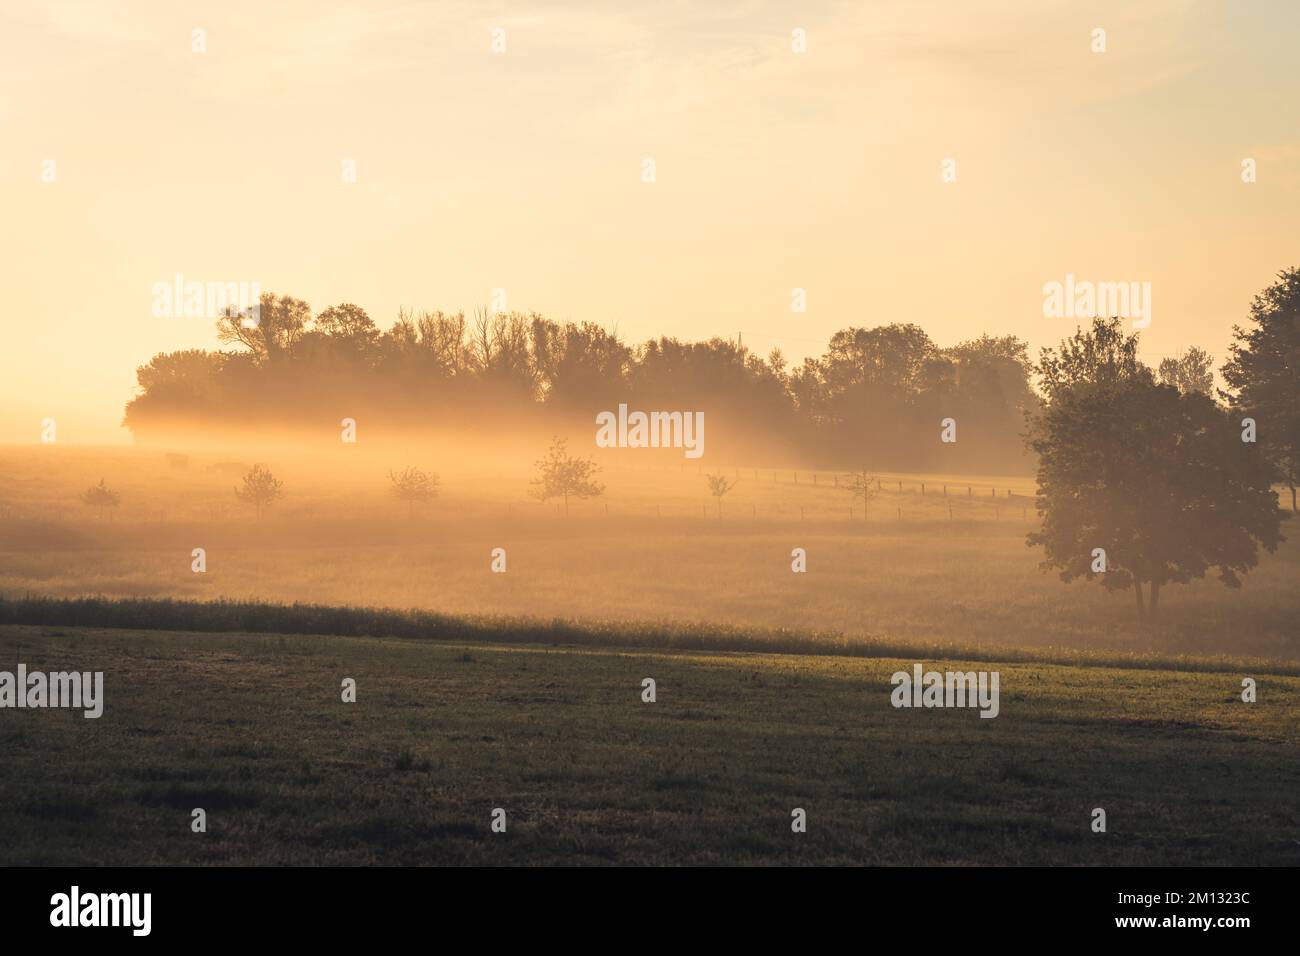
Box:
left=3, top=445, right=1298, bottom=866
left=3, top=445, right=1298, bottom=661
left=3, top=619, right=1298, bottom=866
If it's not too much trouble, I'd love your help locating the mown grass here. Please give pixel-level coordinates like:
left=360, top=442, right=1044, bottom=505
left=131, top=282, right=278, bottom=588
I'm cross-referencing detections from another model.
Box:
left=2, top=623, right=1297, bottom=865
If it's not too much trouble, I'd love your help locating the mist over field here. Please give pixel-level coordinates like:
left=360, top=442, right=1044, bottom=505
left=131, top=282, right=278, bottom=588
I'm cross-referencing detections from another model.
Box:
left=1, top=427, right=1295, bottom=660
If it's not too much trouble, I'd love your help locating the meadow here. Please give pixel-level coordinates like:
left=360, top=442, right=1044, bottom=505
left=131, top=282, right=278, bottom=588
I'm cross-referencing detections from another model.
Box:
left=2, top=444, right=1297, bottom=661
left=2, top=444, right=1298, bottom=865
left=3, top=622, right=1298, bottom=866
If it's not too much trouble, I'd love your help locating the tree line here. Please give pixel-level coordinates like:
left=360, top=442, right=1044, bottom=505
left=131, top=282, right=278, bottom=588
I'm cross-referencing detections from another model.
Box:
left=96, top=262, right=1300, bottom=629
left=122, top=269, right=1298, bottom=505
left=124, top=301, right=1039, bottom=470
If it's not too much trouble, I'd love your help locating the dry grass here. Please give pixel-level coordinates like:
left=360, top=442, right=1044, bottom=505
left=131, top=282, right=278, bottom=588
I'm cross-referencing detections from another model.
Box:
left=2, top=445, right=1296, bottom=660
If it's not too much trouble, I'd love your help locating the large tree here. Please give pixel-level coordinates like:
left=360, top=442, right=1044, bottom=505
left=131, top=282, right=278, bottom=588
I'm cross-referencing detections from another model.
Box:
left=1028, top=319, right=1283, bottom=623
left=314, top=302, right=380, bottom=359
left=1035, top=315, right=1148, bottom=399
left=1222, top=267, right=1300, bottom=511
left=531, top=318, right=631, bottom=408
left=217, top=293, right=311, bottom=363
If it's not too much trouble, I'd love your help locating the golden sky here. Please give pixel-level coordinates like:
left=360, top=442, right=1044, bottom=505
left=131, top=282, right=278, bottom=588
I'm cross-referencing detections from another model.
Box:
left=2, top=0, right=1297, bottom=443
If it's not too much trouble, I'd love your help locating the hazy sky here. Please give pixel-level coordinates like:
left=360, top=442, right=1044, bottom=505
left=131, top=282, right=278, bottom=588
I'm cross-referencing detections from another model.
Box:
left=2, top=0, right=1297, bottom=443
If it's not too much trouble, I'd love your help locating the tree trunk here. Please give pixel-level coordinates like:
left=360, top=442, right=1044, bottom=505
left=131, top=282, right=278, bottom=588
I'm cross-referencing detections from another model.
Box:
left=1133, top=580, right=1146, bottom=625
left=563, top=494, right=569, bottom=517
left=1148, top=580, right=1161, bottom=623
left=1291, top=484, right=1297, bottom=513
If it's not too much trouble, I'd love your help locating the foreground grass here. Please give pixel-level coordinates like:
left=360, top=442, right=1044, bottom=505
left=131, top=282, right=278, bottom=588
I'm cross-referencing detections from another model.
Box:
left=2, top=623, right=1297, bottom=865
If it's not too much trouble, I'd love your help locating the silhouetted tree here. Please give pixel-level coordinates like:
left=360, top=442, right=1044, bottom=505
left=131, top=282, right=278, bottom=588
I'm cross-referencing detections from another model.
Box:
left=234, top=464, right=284, bottom=520
left=705, top=473, right=736, bottom=516
left=80, top=478, right=120, bottom=520
left=531, top=318, right=631, bottom=408
left=1036, top=316, right=1149, bottom=399
left=470, top=309, right=539, bottom=401
left=314, top=302, right=380, bottom=360
left=840, top=470, right=879, bottom=519
left=1222, top=267, right=1300, bottom=512
left=530, top=438, right=603, bottom=516
left=217, top=293, right=310, bottom=363
left=1029, top=320, right=1282, bottom=624
left=122, top=350, right=224, bottom=430
left=1158, top=347, right=1214, bottom=396
left=388, top=467, right=440, bottom=518
left=943, top=334, right=1038, bottom=467
left=811, top=324, right=953, bottom=468
left=382, top=309, right=472, bottom=380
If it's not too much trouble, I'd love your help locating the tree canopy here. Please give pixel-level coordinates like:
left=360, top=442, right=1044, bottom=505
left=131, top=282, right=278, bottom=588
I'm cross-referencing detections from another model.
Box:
left=1028, top=319, right=1283, bottom=623
left=126, top=298, right=1038, bottom=471
left=1222, top=267, right=1300, bottom=511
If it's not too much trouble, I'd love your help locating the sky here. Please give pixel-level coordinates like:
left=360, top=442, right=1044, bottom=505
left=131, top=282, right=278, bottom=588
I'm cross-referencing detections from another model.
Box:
left=1, top=0, right=1297, bottom=444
